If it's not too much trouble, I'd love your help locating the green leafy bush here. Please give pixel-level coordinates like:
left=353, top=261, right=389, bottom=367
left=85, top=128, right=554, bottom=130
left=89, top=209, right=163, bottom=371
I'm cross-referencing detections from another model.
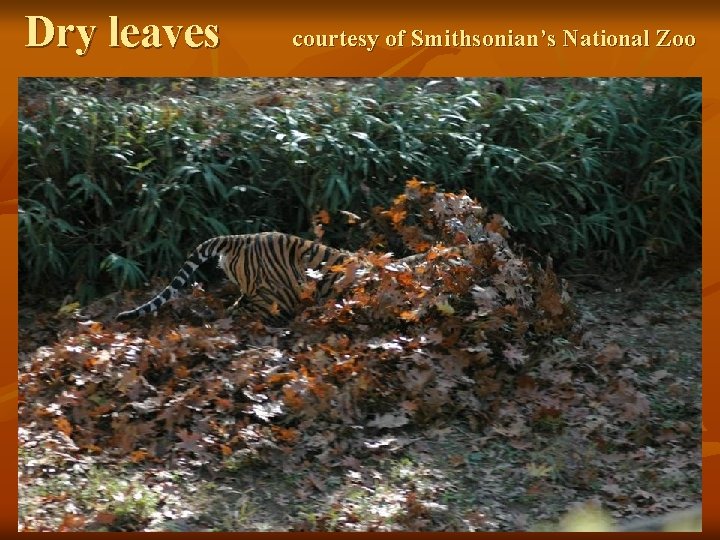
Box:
left=18, top=78, right=700, bottom=302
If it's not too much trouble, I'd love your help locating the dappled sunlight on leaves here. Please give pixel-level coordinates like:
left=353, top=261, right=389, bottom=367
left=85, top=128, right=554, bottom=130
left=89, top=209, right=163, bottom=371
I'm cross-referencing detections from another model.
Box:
left=19, top=180, right=700, bottom=532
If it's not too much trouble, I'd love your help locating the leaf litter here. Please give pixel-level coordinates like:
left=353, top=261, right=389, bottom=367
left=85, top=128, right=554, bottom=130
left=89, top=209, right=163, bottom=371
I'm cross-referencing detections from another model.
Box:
left=18, top=180, right=700, bottom=531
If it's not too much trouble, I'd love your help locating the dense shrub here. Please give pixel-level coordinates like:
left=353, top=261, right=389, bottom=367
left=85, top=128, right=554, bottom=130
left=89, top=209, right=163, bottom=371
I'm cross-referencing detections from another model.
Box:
left=19, top=77, right=700, bottom=302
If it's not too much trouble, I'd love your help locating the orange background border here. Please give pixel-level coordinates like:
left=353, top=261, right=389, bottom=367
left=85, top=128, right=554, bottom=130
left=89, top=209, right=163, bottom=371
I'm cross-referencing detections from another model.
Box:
left=7, top=1, right=713, bottom=536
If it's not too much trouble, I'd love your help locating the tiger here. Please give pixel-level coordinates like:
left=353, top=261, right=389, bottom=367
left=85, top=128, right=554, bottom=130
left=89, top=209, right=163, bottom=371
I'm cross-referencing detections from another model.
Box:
left=116, top=232, right=350, bottom=323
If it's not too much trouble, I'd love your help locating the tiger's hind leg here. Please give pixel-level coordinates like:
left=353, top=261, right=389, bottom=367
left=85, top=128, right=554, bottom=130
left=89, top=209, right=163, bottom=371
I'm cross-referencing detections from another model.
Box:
left=247, top=286, right=297, bottom=325
left=224, top=290, right=290, bottom=325
left=226, top=294, right=254, bottom=318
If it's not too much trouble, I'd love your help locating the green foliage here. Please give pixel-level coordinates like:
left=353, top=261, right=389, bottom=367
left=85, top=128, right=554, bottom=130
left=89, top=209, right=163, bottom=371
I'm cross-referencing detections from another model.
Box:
left=19, top=78, right=700, bottom=301
left=78, top=467, right=159, bottom=524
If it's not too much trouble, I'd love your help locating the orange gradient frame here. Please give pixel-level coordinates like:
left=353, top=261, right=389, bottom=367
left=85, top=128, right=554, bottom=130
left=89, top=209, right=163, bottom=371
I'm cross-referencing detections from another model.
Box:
left=7, top=2, right=714, bottom=536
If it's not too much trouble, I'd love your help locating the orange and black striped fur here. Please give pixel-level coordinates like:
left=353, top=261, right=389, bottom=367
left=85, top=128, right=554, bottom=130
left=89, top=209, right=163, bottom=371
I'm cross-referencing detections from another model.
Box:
left=116, top=232, right=349, bottom=322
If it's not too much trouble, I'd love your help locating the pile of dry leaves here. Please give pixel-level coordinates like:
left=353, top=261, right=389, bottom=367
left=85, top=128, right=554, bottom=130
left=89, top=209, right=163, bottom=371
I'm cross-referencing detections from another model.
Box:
left=19, top=180, right=575, bottom=470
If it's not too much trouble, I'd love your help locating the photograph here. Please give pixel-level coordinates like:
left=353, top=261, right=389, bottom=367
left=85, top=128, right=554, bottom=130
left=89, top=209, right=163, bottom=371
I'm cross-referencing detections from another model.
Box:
left=18, top=76, right=701, bottom=531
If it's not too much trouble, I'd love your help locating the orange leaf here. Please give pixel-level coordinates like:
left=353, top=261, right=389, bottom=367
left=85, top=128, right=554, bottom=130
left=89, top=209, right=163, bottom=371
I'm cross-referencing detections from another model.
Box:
left=174, top=365, right=189, bottom=378
left=283, top=387, right=304, bottom=410
left=314, top=209, right=330, bottom=224
left=308, top=379, right=329, bottom=398
left=59, top=514, right=85, bottom=531
left=389, top=208, right=407, bottom=225
left=220, top=444, right=233, bottom=456
left=299, top=281, right=318, bottom=301
left=271, top=426, right=300, bottom=444
left=406, top=177, right=423, bottom=190
left=485, top=214, right=509, bottom=238
left=84, top=357, right=99, bottom=369
left=412, top=240, right=431, bottom=253
left=54, top=416, right=73, bottom=436
left=396, top=271, right=415, bottom=287
left=90, top=403, right=113, bottom=417
left=367, top=252, right=391, bottom=268
left=214, top=397, right=233, bottom=410
left=130, top=450, right=149, bottom=463
left=453, top=231, right=469, bottom=245
left=268, top=372, right=295, bottom=385
left=335, top=260, right=360, bottom=289
left=95, top=512, right=117, bottom=525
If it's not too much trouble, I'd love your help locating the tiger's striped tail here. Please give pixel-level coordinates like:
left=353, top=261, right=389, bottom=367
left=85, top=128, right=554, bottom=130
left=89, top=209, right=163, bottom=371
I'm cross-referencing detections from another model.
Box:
left=116, top=237, right=229, bottom=321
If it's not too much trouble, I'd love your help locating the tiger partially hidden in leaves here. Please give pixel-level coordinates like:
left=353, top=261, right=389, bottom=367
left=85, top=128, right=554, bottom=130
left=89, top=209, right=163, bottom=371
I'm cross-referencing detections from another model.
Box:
left=116, top=232, right=352, bottom=323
